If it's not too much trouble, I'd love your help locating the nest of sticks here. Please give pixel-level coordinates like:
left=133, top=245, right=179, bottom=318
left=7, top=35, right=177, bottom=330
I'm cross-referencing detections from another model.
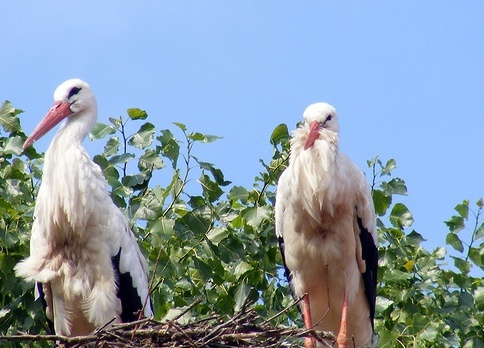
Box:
left=2, top=299, right=335, bottom=348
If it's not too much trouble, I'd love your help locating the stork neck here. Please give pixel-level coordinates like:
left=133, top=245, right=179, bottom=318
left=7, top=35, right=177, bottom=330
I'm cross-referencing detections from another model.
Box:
left=54, top=111, right=97, bottom=147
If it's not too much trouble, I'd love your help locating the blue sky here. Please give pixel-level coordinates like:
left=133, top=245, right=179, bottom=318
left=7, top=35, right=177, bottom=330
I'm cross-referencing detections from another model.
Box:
left=1, top=2, right=483, bottom=257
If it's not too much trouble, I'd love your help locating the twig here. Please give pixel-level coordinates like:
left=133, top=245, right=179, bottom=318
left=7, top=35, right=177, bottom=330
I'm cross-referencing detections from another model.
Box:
left=261, top=296, right=303, bottom=325
left=171, top=297, right=204, bottom=322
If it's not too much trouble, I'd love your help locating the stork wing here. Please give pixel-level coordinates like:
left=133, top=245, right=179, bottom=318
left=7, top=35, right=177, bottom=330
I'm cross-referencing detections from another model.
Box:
left=354, top=172, right=378, bottom=330
left=110, top=216, right=153, bottom=321
left=35, top=282, right=55, bottom=334
left=275, top=170, right=293, bottom=284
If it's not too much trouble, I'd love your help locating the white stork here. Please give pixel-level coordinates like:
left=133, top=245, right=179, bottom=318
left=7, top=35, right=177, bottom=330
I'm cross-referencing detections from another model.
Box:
left=275, top=103, right=378, bottom=348
left=15, top=79, right=153, bottom=336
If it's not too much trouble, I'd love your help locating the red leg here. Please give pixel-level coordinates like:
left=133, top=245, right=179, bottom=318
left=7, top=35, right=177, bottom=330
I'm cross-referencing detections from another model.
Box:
left=337, top=294, right=348, bottom=348
left=301, top=293, right=316, bottom=348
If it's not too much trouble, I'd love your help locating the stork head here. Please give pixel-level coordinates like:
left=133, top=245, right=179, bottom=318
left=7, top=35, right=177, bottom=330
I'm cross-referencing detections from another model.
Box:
left=23, top=79, right=97, bottom=149
left=302, top=102, right=338, bottom=150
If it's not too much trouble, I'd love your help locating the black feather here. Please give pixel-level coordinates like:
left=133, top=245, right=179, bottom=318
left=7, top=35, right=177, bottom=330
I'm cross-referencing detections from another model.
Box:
left=356, top=215, right=378, bottom=330
left=278, top=236, right=292, bottom=283
left=111, top=248, right=145, bottom=322
left=36, top=282, right=55, bottom=334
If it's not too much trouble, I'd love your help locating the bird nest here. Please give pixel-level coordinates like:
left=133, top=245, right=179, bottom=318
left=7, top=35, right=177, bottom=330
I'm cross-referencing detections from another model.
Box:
left=2, top=302, right=335, bottom=347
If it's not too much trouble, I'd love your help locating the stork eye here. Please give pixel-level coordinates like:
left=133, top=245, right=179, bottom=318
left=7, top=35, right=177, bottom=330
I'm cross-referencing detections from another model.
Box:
left=68, top=87, right=82, bottom=99
left=326, top=115, right=332, bottom=122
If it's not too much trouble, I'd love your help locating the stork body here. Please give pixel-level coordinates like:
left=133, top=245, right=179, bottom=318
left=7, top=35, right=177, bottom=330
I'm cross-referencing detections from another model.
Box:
left=15, top=79, right=153, bottom=336
left=275, top=103, right=378, bottom=348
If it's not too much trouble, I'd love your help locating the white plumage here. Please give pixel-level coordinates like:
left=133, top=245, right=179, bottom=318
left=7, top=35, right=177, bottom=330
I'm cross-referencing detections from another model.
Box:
left=275, top=103, right=378, bottom=348
left=15, top=79, right=153, bottom=336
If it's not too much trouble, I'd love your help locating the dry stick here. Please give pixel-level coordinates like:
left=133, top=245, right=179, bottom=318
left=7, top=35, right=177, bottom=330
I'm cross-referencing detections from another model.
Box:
left=197, top=308, right=248, bottom=345
left=2, top=322, right=334, bottom=347
left=111, top=316, right=155, bottom=330
left=189, top=314, right=221, bottom=325
left=261, top=295, right=304, bottom=325
left=168, top=321, right=198, bottom=348
left=103, top=330, right=134, bottom=346
left=0, top=333, right=98, bottom=344
left=92, top=316, right=117, bottom=336
left=3, top=298, right=335, bottom=347
left=263, top=293, right=333, bottom=347
left=171, top=297, right=204, bottom=322
left=200, top=305, right=258, bottom=346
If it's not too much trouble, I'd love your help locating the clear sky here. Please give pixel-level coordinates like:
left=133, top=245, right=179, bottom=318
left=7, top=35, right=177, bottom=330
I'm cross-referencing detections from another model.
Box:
left=1, top=2, right=483, bottom=257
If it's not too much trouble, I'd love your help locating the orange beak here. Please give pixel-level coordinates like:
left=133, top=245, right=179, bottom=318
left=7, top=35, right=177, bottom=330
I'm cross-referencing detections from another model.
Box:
left=304, top=121, right=321, bottom=150
left=23, top=101, right=72, bottom=149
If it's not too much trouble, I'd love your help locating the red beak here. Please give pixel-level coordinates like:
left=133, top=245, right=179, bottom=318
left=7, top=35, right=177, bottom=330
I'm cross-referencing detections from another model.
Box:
left=304, top=121, right=321, bottom=150
left=23, top=101, right=72, bottom=149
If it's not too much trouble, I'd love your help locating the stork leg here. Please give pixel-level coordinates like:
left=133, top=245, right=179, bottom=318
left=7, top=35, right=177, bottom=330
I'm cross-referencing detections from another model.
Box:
left=336, top=294, right=349, bottom=348
left=301, top=293, right=316, bottom=348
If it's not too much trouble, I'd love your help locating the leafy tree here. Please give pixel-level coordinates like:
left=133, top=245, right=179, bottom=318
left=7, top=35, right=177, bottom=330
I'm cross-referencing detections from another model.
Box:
left=0, top=101, right=482, bottom=347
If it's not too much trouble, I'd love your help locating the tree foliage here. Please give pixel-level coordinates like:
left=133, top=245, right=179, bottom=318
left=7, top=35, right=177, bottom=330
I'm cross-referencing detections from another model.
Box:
left=0, top=100, right=482, bottom=347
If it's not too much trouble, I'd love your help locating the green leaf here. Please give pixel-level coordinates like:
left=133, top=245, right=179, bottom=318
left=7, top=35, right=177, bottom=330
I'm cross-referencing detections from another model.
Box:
left=193, top=257, right=213, bottom=282
left=367, top=156, right=380, bottom=169
left=375, top=296, right=394, bottom=313
left=180, top=206, right=212, bottom=236
left=150, top=218, right=175, bottom=242
left=103, top=137, right=120, bottom=156
left=467, top=247, right=482, bottom=268
left=188, top=132, right=221, bottom=143
left=228, top=186, right=250, bottom=203
left=241, top=206, right=272, bottom=228
left=446, top=233, right=464, bottom=253
left=198, top=173, right=223, bottom=202
left=477, top=198, right=483, bottom=209
left=138, top=149, right=165, bottom=171
left=372, top=189, right=391, bottom=216
left=173, top=122, right=187, bottom=131
left=0, top=101, right=22, bottom=133
left=234, top=261, right=253, bottom=278
left=406, top=230, right=426, bottom=246
left=389, top=203, right=413, bottom=228
left=122, top=172, right=148, bottom=188
left=381, top=159, right=396, bottom=176
left=198, top=161, right=231, bottom=186
left=126, top=108, right=148, bottom=120
left=270, top=123, right=290, bottom=145
left=418, top=326, right=439, bottom=341
left=474, top=222, right=484, bottom=241
left=112, top=185, right=132, bottom=197
left=454, top=200, right=469, bottom=219
left=233, top=283, right=251, bottom=312
left=104, top=165, right=120, bottom=180
left=128, top=122, right=155, bottom=149
left=109, top=153, right=135, bottom=165
left=2, top=136, right=24, bottom=155
left=206, top=227, right=229, bottom=246
left=109, top=117, right=123, bottom=128
left=433, top=246, right=446, bottom=259
left=451, top=256, right=471, bottom=274
left=474, top=287, right=484, bottom=310
left=382, top=178, right=407, bottom=196
left=157, top=129, right=180, bottom=168
left=444, top=215, right=465, bottom=233
left=89, top=122, right=115, bottom=140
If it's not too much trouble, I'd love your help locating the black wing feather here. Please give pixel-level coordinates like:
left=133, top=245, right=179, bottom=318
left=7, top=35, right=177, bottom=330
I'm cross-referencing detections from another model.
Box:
left=277, top=236, right=292, bottom=283
left=111, top=248, right=145, bottom=322
left=36, top=282, right=55, bottom=334
left=357, top=216, right=378, bottom=330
